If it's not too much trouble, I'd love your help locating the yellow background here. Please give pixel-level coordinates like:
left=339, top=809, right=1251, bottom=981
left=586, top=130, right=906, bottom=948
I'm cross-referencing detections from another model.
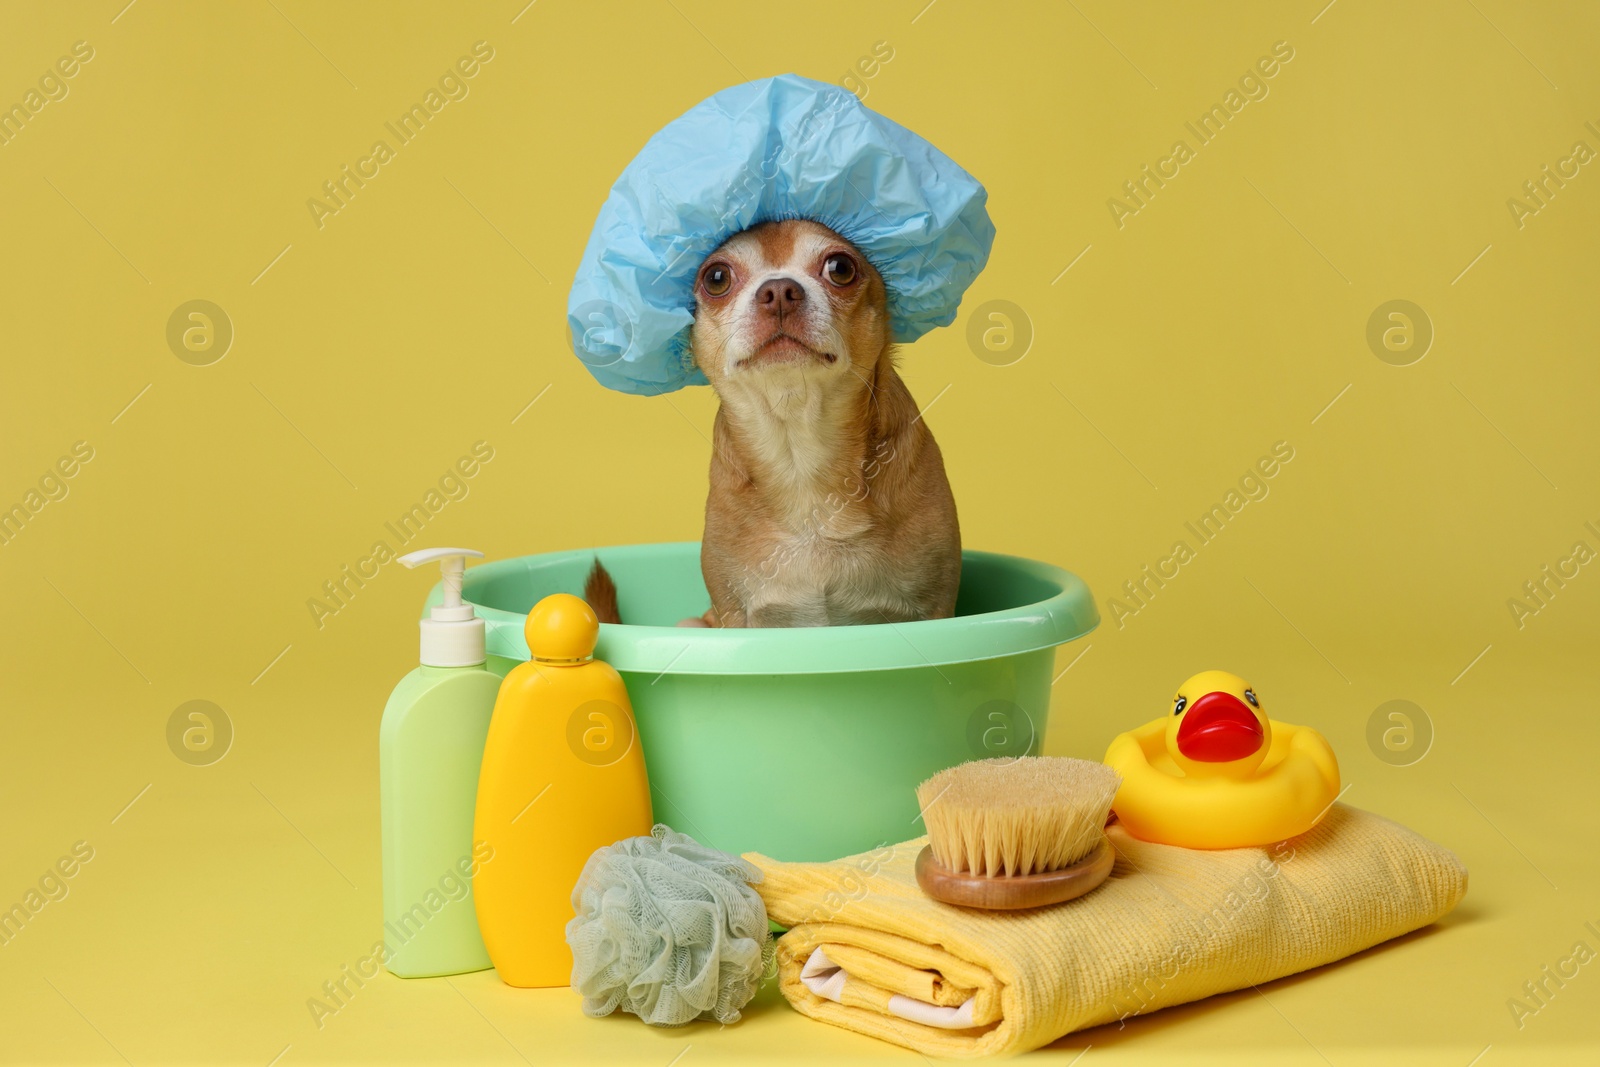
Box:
left=2, top=1, right=1597, bottom=1063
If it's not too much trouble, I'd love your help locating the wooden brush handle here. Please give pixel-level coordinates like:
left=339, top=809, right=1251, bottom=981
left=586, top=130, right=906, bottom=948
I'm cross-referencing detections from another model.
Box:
left=915, top=837, right=1115, bottom=911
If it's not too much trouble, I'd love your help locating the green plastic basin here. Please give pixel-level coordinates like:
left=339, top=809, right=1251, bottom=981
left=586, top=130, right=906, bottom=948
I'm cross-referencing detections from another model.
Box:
left=425, top=542, right=1097, bottom=861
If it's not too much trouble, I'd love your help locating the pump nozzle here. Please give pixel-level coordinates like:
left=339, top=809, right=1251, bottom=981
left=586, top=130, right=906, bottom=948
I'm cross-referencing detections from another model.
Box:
left=400, top=548, right=487, bottom=667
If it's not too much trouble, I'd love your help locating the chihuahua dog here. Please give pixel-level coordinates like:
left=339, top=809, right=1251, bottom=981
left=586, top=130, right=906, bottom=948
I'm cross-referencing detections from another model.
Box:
left=588, top=219, right=960, bottom=627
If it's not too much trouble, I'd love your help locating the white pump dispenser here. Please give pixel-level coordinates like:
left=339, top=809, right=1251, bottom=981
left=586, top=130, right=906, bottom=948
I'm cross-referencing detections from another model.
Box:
left=400, top=548, right=486, bottom=667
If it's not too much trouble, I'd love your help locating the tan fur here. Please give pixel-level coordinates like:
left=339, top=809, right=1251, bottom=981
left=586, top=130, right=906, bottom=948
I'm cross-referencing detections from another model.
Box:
left=583, top=558, right=620, bottom=625
left=689, top=220, right=960, bottom=627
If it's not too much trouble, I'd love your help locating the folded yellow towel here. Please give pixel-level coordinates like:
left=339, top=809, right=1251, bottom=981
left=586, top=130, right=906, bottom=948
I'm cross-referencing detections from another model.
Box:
left=747, top=804, right=1466, bottom=1058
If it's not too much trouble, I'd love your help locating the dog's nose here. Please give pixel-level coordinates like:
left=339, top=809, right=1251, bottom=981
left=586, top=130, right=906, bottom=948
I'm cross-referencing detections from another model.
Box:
left=755, top=276, right=806, bottom=315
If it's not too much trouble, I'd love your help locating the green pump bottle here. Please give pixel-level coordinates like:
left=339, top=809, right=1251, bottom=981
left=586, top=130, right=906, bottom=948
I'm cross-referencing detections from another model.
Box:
left=379, top=548, right=500, bottom=977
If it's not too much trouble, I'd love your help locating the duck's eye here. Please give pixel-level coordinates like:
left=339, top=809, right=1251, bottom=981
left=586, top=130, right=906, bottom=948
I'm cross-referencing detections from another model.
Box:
left=1243, top=689, right=1259, bottom=708
left=823, top=254, right=857, bottom=287
left=1173, top=695, right=1187, bottom=716
left=702, top=263, right=733, bottom=297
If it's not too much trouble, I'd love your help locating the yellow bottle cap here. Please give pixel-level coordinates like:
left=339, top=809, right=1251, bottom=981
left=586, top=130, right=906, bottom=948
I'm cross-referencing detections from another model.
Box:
left=525, top=593, right=599, bottom=663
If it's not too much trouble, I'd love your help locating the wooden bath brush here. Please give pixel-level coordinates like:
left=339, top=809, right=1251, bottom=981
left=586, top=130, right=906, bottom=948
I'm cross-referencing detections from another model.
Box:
left=914, top=757, right=1120, bottom=910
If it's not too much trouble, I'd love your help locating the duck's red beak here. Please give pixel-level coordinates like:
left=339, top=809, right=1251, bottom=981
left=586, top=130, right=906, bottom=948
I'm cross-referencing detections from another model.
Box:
left=1176, top=691, right=1264, bottom=762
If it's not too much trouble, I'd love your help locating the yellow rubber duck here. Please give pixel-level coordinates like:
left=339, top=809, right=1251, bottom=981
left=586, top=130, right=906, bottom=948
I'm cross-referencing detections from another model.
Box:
left=1102, top=670, right=1340, bottom=849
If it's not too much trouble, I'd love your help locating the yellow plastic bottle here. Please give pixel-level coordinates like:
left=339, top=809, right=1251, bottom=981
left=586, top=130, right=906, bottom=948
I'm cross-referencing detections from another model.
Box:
left=472, top=593, right=653, bottom=987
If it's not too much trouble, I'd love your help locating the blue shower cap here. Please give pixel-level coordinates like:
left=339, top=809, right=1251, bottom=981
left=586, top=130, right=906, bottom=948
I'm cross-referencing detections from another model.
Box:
left=567, top=73, right=996, bottom=395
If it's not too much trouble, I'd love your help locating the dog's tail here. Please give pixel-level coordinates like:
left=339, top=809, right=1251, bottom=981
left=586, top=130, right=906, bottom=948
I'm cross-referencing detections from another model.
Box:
left=584, top=558, right=621, bottom=625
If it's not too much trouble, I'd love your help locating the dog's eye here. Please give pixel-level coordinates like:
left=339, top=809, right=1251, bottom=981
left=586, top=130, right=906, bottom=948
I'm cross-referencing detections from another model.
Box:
left=702, top=263, right=733, bottom=297
left=823, top=254, right=857, bottom=287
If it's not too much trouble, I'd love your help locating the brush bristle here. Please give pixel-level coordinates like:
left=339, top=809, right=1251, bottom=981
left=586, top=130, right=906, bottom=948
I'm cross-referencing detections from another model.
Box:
left=915, top=757, right=1121, bottom=878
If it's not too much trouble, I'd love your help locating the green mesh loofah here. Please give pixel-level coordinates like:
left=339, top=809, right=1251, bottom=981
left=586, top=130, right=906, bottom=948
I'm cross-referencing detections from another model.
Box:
left=566, top=825, right=773, bottom=1026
